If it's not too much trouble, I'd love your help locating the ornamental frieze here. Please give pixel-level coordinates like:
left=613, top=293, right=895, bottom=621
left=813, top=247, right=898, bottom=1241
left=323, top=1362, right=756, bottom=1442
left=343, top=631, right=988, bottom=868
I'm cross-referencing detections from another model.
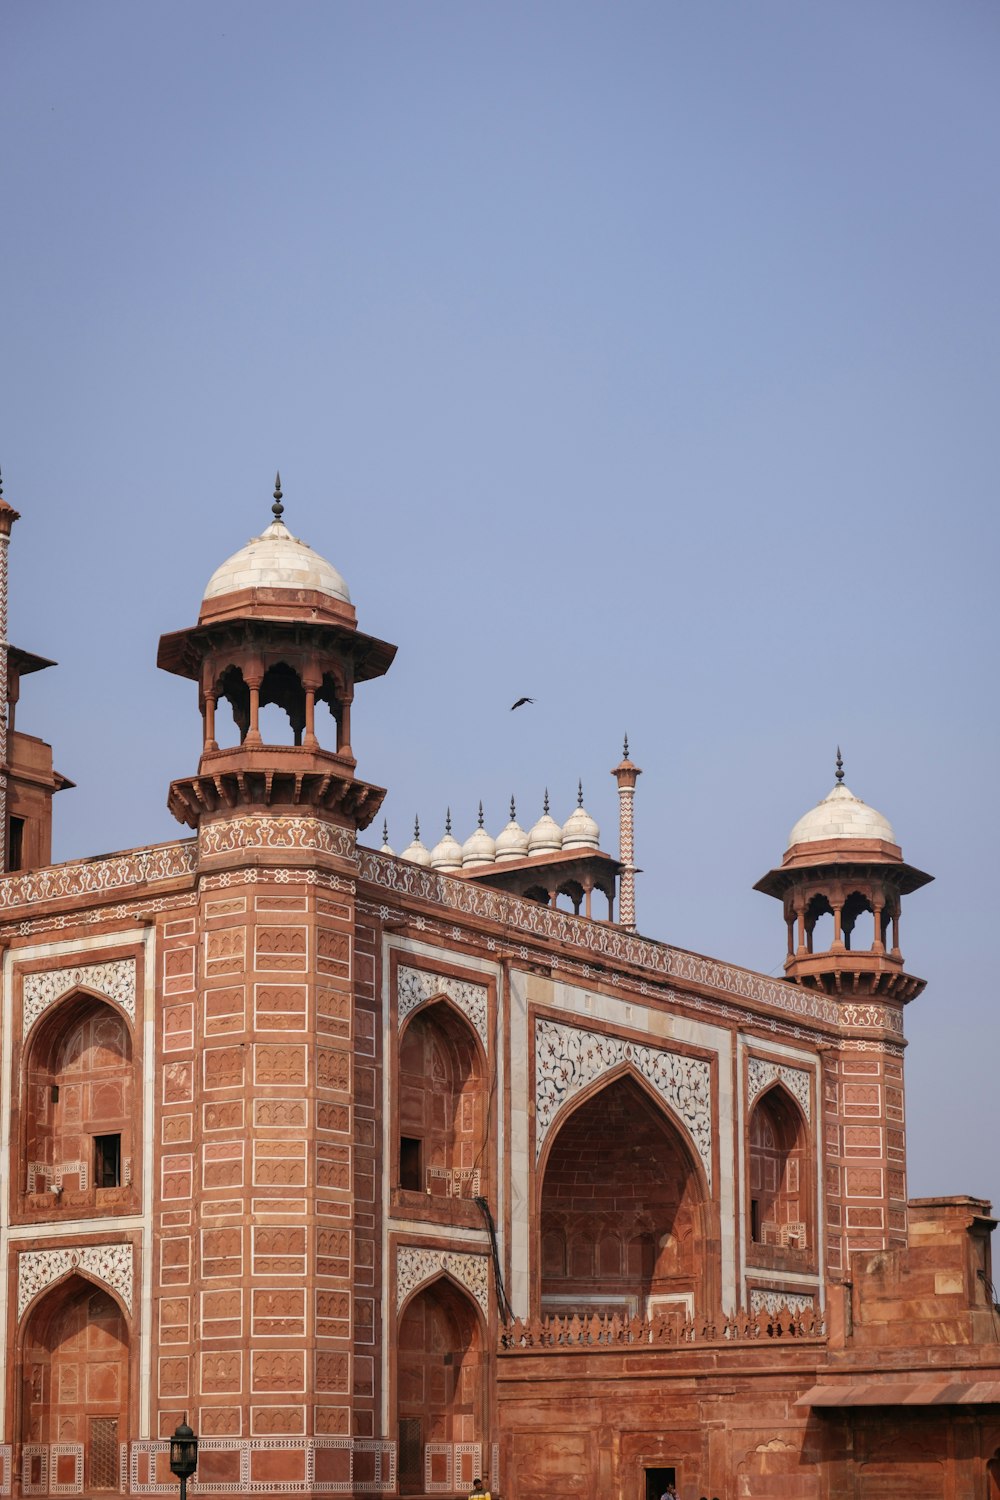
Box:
left=396, top=1245, right=490, bottom=1318
left=750, top=1288, right=816, bottom=1317
left=535, top=1017, right=713, bottom=1187
left=0, top=841, right=196, bottom=913
left=746, top=1057, right=812, bottom=1121
left=199, top=816, right=357, bottom=861
left=23, top=957, right=136, bottom=1037
left=397, top=965, right=489, bottom=1052
left=18, top=1243, right=134, bottom=1320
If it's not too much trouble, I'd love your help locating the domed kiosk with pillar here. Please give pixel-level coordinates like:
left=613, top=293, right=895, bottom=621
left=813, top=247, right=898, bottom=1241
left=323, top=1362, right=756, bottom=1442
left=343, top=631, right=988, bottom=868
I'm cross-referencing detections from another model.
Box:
left=754, top=751, right=932, bottom=1001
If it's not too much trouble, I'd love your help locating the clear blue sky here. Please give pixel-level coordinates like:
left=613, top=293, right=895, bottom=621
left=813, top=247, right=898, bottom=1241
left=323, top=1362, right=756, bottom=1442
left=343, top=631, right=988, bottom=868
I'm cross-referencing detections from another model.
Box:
left=3, top=2, right=998, bottom=1210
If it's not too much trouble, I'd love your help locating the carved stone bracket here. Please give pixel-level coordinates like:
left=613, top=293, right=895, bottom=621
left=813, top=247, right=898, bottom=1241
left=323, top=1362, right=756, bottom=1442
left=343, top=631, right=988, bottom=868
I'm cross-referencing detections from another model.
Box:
left=746, top=1056, right=812, bottom=1121
left=18, top=1242, right=134, bottom=1320
left=396, top=1245, right=490, bottom=1318
left=397, top=965, right=489, bottom=1053
left=535, top=1017, right=713, bottom=1187
left=22, top=957, right=136, bottom=1038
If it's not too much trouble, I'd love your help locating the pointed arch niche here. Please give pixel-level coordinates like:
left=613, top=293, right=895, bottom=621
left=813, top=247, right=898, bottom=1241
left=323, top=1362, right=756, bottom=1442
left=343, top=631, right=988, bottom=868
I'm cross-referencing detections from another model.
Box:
left=19, top=1274, right=131, bottom=1494
left=746, top=1079, right=813, bottom=1266
left=396, top=1274, right=488, bottom=1497
left=396, top=968, right=489, bottom=1204
left=537, top=1069, right=714, bottom=1322
left=20, top=990, right=137, bottom=1217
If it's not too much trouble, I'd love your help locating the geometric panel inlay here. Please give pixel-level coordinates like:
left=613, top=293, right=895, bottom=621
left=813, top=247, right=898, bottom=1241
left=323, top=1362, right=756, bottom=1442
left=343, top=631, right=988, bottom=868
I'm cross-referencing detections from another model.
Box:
left=17, top=1243, right=134, bottom=1320
left=749, top=1288, right=816, bottom=1317
left=22, top=958, right=136, bottom=1037
left=397, top=966, right=489, bottom=1053
left=535, top=1017, right=713, bottom=1187
left=396, top=1245, right=490, bottom=1318
left=746, top=1057, right=812, bottom=1121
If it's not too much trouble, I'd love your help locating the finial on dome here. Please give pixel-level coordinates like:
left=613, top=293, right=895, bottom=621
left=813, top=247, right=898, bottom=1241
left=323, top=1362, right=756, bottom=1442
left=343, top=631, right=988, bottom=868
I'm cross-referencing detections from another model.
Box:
left=543, top=788, right=550, bottom=816
left=414, top=814, right=420, bottom=840
left=445, top=807, right=452, bottom=835
left=272, top=471, right=284, bottom=521
left=623, top=732, right=629, bottom=758
left=577, top=779, right=584, bottom=808
left=509, top=794, right=516, bottom=821
left=0, top=467, right=3, bottom=499
left=836, top=746, right=844, bottom=783
left=383, top=819, right=389, bottom=844
left=477, top=800, right=485, bottom=829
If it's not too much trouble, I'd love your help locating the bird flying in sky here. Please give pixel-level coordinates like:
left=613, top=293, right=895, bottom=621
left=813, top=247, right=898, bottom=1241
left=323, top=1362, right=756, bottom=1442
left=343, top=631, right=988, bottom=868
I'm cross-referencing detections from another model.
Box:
left=510, top=696, right=535, bottom=711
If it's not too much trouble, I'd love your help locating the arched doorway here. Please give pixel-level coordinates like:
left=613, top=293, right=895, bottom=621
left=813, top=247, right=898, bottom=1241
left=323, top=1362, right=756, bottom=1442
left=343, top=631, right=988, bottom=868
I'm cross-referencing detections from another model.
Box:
left=539, top=1072, right=709, bottom=1321
left=20, top=1277, right=130, bottom=1492
left=397, top=1278, right=487, bottom=1495
left=398, top=1001, right=486, bottom=1200
left=23, top=995, right=134, bottom=1211
left=747, top=1084, right=810, bottom=1255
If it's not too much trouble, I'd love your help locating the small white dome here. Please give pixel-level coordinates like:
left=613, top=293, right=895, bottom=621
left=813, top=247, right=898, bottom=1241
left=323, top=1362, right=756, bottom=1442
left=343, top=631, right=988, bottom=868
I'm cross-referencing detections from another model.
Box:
left=203, top=516, right=351, bottom=607
left=431, top=813, right=464, bottom=872
left=400, top=817, right=432, bottom=867
left=528, top=791, right=563, bottom=856
left=788, top=781, right=896, bottom=850
left=561, top=782, right=600, bottom=850
left=495, top=798, right=530, bottom=862
left=462, top=803, right=496, bottom=867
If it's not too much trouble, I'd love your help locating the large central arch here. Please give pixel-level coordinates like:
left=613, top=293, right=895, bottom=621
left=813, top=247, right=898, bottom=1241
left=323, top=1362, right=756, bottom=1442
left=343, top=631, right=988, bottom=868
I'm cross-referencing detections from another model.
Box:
left=537, top=1069, right=714, bottom=1320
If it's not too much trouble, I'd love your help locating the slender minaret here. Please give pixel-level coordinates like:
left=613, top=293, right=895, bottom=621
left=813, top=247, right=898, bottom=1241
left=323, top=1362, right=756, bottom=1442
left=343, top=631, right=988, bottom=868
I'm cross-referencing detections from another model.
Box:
left=0, top=471, right=20, bottom=871
left=611, top=734, right=642, bottom=932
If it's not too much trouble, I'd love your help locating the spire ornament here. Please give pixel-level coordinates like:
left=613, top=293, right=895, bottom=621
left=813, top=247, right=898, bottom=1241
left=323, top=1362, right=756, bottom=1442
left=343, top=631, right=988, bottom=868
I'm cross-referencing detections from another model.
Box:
left=623, top=733, right=629, bottom=759
left=477, top=800, right=485, bottom=829
left=272, top=471, right=284, bottom=521
left=543, top=788, right=550, bottom=816
left=577, top=779, right=584, bottom=808
left=510, top=794, right=516, bottom=821
left=836, top=746, right=844, bottom=784
left=445, top=807, right=452, bottom=835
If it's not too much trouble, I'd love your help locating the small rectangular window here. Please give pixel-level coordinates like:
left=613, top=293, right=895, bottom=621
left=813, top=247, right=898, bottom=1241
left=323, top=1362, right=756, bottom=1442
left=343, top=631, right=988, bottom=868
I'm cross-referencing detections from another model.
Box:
left=750, top=1198, right=761, bottom=1243
left=94, top=1134, right=122, bottom=1189
left=8, top=816, right=24, bottom=872
left=399, top=1137, right=422, bottom=1192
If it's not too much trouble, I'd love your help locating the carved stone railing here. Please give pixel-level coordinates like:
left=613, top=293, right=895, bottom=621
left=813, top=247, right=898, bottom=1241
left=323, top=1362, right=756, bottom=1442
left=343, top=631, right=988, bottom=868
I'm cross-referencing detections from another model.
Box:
left=499, top=1305, right=826, bottom=1351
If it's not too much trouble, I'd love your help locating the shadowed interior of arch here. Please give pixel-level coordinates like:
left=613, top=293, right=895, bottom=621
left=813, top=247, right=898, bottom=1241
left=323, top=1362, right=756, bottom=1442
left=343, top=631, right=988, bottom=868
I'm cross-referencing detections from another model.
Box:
left=397, top=1277, right=485, bottom=1495
left=539, top=1072, right=706, bottom=1322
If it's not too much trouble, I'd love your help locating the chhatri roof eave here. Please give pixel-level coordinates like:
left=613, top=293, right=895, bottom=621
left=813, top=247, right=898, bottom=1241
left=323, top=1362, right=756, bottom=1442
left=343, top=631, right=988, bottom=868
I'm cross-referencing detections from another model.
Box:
left=156, top=615, right=397, bottom=684
left=755, top=844, right=934, bottom=900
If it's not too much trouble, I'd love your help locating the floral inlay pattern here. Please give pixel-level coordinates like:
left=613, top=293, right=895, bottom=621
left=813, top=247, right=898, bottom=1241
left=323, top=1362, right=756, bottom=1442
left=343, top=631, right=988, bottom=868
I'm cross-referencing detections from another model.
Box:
left=746, top=1057, right=812, bottom=1121
left=750, top=1288, right=815, bottom=1317
left=18, top=1243, right=134, bottom=1320
left=23, top=958, right=136, bottom=1037
left=397, top=966, right=489, bottom=1052
left=535, top=1018, right=713, bottom=1186
left=396, top=1245, right=490, bottom=1318
left=200, top=817, right=357, bottom=860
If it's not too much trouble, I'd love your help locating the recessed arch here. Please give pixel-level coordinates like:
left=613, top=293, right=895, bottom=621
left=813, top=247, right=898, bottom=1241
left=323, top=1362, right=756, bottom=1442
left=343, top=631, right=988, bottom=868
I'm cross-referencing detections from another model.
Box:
left=747, top=1082, right=811, bottom=1254
left=396, top=1275, right=487, bottom=1496
left=538, top=1070, right=711, bottom=1320
left=397, top=999, right=488, bottom=1200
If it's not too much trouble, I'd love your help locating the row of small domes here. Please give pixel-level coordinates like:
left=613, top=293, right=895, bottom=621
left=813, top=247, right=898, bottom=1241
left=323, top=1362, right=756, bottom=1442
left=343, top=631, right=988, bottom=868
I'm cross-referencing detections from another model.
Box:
left=382, top=787, right=601, bottom=871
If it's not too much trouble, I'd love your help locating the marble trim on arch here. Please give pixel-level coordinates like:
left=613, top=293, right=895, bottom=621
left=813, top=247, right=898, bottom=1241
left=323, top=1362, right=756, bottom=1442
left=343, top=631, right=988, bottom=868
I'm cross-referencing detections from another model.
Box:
left=23, top=958, right=136, bottom=1037
left=17, top=1243, right=134, bottom=1321
left=358, top=850, right=904, bottom=1036
left=396, top=1245, right=490, bottom=1319
left=199, top=817, right=358, bottom=861
left=746, top=1057, right=812, bottom=1121
left=535, top=1017, right=713, bottom=1188
left=397, top=965, right=489, bottom=1053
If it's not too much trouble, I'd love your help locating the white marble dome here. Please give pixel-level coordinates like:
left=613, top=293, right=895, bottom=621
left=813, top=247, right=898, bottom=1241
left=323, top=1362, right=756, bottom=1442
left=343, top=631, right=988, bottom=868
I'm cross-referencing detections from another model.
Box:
left=787, top=781, right=896, bottom=849
left=203, top=517, right=351, bottom=607
left=431, top=815, right=464, bottom=873
left=528, top=793, right=563, bottom=856
left=561, top=784, right=600, bottom=850
left=400, top=819, right=432, bottom=867
left=495, top=800, right=530, bottom=863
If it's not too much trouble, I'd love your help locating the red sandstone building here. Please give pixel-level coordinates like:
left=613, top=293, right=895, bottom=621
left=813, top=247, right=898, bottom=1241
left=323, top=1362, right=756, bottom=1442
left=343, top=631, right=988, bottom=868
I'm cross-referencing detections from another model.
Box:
left=0, top=477, right=998, bottom=1499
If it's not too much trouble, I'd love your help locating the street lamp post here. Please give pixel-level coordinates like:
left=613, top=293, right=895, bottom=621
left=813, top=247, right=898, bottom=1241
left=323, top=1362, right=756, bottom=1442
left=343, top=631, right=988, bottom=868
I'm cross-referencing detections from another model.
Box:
left=169, top=1423, right=199, bottom=1500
